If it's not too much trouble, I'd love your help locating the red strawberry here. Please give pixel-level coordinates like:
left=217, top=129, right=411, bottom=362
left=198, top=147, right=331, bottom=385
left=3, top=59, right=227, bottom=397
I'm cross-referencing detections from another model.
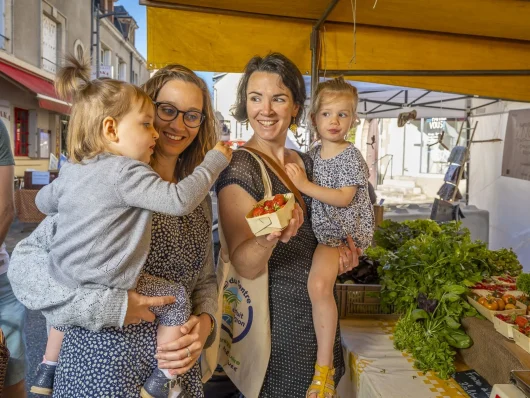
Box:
left=272, top=194, right=286, bottom=206
left=252, top=207, right=266, bottom=217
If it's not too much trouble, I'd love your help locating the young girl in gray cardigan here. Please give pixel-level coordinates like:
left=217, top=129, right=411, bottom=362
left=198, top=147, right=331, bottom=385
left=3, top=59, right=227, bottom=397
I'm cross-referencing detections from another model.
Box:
left=26, top=56, right=231, bottom=398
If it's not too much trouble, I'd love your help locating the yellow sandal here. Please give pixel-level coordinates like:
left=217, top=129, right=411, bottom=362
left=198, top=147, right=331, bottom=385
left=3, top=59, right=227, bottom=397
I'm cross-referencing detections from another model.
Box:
left=306, top=363, right=336, bottom=398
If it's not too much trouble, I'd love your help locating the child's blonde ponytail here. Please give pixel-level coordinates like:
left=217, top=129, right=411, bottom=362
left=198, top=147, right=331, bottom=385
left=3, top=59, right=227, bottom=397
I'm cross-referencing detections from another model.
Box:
left=55, top=54, right=91, bottom=102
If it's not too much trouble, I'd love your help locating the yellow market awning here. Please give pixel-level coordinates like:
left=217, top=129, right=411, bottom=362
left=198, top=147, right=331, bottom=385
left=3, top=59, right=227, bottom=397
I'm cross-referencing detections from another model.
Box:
left=143, top=0, right=530, bottom=102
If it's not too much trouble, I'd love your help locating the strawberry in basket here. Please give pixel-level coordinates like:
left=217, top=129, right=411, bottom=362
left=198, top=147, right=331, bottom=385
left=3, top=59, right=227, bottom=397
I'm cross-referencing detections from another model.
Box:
left=246, top=193, right=295, bottom=236
left=251, top=194, right=288, bottom=217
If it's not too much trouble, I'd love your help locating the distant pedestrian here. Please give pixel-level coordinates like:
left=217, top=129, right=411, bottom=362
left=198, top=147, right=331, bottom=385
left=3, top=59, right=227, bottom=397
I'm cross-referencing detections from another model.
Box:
left=0, top=118, right=27, bottom=398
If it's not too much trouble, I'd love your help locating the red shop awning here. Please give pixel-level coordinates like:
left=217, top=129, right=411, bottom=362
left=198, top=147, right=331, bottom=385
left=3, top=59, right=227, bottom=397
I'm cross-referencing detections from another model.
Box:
left=0, top=61, right=70, bottom=115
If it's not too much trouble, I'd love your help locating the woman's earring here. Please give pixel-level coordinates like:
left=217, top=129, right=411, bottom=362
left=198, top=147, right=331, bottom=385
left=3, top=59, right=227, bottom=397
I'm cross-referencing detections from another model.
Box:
left=289, top=119, right=298, bottom=133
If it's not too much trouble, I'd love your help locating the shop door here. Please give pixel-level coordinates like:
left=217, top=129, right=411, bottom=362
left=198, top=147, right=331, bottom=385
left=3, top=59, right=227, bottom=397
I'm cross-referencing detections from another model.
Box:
left=14, top=108, right=29, bottom=156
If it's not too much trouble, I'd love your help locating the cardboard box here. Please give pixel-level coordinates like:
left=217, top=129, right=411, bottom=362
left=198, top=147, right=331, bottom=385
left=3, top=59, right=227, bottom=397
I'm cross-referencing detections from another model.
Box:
left=467, top=296, right=526, bottom=322
left=493, top=315, right=516, bottom=339
left=245, top=193, right=295, bottom=237
left=513, top=327, right=530, bottom=354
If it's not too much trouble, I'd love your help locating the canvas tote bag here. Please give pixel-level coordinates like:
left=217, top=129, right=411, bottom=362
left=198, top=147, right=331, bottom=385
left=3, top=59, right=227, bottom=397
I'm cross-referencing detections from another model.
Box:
left=201, top=148, right=308, bottom=396
left=201, top=149, right=273, bottom=398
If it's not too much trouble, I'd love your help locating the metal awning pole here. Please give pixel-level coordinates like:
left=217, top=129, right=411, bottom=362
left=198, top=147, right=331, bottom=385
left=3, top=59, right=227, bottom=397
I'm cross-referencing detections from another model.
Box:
left=321, top=69, right=530, bottom=77
left=310, top=0, right=339, bottom=98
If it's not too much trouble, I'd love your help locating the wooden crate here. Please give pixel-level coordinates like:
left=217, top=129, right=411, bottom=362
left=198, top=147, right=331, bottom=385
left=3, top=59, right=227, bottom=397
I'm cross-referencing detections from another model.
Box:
left=336, top=284, right=393, bottom=317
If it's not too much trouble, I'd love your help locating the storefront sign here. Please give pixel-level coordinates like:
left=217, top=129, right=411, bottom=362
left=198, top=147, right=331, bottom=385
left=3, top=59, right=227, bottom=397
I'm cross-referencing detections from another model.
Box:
left=427, top=117, right=447, bottom=130
left=31, top=171, right=50, bottom=186
left=502, top=109, right=530, bottom=181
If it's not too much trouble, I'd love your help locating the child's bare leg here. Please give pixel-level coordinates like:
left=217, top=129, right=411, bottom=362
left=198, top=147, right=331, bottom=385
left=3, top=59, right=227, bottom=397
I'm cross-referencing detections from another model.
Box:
left=308, top=243, right=340, bottom=367
left=44, top=327, right=64, bottom=363
left=157, top=324, right=185, bottom=366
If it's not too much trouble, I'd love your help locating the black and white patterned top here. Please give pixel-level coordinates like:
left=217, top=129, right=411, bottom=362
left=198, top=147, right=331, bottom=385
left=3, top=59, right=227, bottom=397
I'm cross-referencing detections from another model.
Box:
left=52, top=207, right=212, bottom=397
left=216, top=150, right=345, bottom=397
left=310, top=143, right=375, bottom=250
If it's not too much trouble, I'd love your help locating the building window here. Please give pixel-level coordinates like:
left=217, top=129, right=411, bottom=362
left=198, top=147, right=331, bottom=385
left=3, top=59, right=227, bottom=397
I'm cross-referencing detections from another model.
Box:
left=99, top=47, right=112, bottom=78
left=14, top=108, right=29, bottom=157
left=133, top=71, right=138, bottom=85
left=74, top=39, right=85, bottom=61
left=42, top=14, right=57, bottom=73
left=0, top=0, right=5, bottom=50
left=118, top=60, right=127, bottom=81
left=39, top=129, right=50, bottom=158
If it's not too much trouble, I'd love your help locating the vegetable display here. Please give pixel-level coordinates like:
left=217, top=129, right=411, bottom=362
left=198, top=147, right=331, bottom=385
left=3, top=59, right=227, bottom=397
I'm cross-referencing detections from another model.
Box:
left=517, top=273, right=530, bottom=296
left=368, top=219, right=523, bottom=379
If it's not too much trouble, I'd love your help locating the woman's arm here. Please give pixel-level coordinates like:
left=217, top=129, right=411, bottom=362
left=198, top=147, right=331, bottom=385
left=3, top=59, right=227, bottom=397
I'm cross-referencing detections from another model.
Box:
left=218, top=184, right=304, bottom=280
left=285, top=163, right=357, bottom=207
left=8, top=215, right=174, bottom=331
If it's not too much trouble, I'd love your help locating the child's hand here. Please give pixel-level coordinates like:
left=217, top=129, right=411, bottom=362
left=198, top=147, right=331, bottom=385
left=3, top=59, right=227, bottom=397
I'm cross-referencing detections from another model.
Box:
left=213, top=141, right=232, bottom=162
left=285, top=163, right=309, bottom=191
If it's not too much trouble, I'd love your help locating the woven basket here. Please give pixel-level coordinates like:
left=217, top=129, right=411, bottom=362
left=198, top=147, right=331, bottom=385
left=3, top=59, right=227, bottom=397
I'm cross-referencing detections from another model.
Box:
left=0, top=326, right=10, bottom=395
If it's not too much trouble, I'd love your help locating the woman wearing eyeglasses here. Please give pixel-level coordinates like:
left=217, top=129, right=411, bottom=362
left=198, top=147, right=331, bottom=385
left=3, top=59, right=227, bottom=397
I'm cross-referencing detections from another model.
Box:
left=9, top=65, right=225, bottom=398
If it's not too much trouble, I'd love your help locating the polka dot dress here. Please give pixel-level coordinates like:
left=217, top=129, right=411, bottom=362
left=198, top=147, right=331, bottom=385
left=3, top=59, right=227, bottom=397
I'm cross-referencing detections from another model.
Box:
left=216, top=150, right=345, bottom=398
left=53, top=207, right=210, bottom=397
left=310, top=144, right=375, bottom=250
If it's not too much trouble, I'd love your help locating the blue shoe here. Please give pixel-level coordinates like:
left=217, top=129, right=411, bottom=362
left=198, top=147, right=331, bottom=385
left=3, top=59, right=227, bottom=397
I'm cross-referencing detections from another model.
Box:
left=140, top=369, right=189, bottom=398
left=30, top=363, right=56, bottom=396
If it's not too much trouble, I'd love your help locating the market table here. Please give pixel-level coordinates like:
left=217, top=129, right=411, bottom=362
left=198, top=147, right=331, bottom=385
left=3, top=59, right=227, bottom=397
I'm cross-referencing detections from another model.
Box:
left=337, top=317, right=470, bottom=398
left=14, top=189, right=45, bottom=223
left=460, top=317, right=529, bottom=385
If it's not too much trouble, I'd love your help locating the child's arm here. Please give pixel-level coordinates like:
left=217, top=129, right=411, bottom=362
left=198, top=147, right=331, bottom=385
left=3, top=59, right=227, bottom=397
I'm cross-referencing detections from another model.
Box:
left=35, top=178, right=61, bottom=215
left=8, top=214, right=127, bottom=331
left=117, top=148, right=229, bottom=216
left=285, top=163, right=357, bottom=208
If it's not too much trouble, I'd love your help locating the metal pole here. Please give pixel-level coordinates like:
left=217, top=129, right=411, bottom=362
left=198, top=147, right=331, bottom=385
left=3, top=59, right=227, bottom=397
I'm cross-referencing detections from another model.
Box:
left=465, top=99, right=472, bottom=205
left=96, top=11, right=100, bottom=78
left=310, top=0, right=339, bottom=98
left=90, top=0, right=95, bottom=58
left=310, top=29, right=320, bottom=98
left=322, top=69, right=530, bottom=77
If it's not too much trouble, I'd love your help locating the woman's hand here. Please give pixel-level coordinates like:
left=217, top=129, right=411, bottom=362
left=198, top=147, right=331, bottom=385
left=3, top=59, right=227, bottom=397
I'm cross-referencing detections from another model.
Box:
left=156, top=314, right=212, bottom=375
left=123, top=290, right=175, bottom=325
left=263, top=203, right=304, bottom=244
left=337, top=235, right=363, bottom=275
left=285, top=163, right=309, bottom=191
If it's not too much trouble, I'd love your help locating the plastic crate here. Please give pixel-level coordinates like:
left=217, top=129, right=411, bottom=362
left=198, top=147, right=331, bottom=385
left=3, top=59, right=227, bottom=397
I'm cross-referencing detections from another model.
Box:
left=336, top=284, right=393, bottom=317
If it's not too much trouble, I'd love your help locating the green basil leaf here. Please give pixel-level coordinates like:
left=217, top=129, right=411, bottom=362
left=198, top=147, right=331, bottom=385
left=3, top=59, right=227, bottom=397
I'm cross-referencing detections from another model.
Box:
left=444, top=316, right=461, bottom=329
left=412, top=309, right=429, bottom=321
left=444, top=285, right=466, bottom=295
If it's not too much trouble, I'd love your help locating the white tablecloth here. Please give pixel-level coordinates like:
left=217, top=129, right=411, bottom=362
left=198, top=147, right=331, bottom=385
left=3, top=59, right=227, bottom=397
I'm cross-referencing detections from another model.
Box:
left=337, top=317, right=469, bottom=398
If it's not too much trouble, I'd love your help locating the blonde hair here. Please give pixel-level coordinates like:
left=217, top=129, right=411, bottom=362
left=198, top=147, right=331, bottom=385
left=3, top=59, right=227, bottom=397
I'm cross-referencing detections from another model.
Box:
left=143, top=65, right=218, bottom=180
left=309, top=76, right=359, bottom=132
left=56, top=54, right=153, bottom=163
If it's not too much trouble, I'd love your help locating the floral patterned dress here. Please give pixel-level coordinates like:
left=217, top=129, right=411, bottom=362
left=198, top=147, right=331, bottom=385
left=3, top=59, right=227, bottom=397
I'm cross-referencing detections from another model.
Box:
left=53, top=206, right=211, bottom=397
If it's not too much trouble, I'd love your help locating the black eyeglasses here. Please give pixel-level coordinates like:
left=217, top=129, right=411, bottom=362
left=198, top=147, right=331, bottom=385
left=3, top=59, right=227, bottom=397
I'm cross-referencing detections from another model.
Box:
left=155, top=102, right=206, bottom=128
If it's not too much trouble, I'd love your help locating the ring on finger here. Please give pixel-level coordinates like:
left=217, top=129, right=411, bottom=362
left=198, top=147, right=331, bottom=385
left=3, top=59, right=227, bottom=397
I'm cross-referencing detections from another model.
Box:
left=186, top=347, right=191, bottom=358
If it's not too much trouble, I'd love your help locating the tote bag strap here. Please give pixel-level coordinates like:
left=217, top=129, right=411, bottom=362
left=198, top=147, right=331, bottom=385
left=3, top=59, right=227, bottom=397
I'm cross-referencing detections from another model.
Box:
left=242, top=147, right=308, bottom=217
left=239, top=148, right=273, bottom=198
left=217, top=148, right=272, bottom=255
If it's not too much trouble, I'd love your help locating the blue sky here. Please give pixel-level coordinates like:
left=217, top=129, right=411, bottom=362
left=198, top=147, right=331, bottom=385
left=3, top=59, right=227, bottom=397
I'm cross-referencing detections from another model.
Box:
left=115, top=1, right=147, bottom=59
